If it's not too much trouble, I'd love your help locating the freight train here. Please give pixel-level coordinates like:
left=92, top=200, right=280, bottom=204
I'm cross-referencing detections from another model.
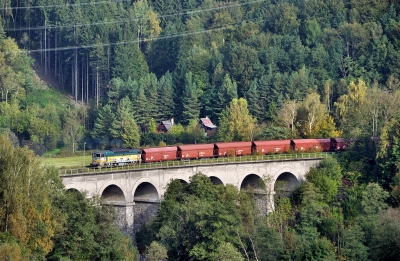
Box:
left=90, top=138, right=346, bottom=168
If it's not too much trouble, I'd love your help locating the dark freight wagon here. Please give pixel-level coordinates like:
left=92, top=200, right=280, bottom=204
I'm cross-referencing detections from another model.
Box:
left=141, top=147, right=178, bottom=162
left=316, top=138, right=331, bottom=151
left=252, top=140, right=291, bottom=154
left=331, top=138, right=346, bottom=151
left=291, top=139, right=323, bottom=152
left=214, top=142, right=253, bottom=157
left=177, top=144, right=215, bottom=160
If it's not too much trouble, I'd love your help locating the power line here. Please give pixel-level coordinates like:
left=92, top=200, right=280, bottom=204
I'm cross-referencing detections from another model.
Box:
left=0, top=0, right=131, bottom=11
left=3, top=0, right=265, bottom=32
left=1, top=18, right=264, bottom=54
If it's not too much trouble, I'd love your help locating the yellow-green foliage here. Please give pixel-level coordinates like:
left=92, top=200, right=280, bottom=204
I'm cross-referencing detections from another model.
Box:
left=0, top=135, right=56, bottom=258
left=218, top=98, right=256, bottom=142
left=311, top=115, right=342, bottom=138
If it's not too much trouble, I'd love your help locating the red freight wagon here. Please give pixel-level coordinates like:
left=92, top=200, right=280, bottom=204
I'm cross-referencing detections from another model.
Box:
left=214, top=142, right=253, bottom=157
left=291, top=139, right=323, bottom=152
left=331, top=138, right=346, bottom=151
left=141, top=146, right=178, bottom=162
left=316, top=138, right=331, bottom=151
left=177, top=144, right=215, bottom=160
left=253, top=140, right=291, bottom=154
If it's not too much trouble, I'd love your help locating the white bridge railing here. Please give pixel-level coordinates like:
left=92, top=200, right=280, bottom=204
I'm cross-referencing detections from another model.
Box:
left=59, top=152, right=334, bottom=176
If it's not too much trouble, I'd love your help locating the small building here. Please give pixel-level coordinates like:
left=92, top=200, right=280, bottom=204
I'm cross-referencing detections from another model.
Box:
left=198, top=116, right=217, bottom=137
left=156, top=118, right=174, bottom=133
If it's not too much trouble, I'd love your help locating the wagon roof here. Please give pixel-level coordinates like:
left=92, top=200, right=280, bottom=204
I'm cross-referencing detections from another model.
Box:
left=177, top=144, right=215, bottom=150
left=253, top=140, right=291, bottom=145
left=214, top=142, right=253, bottom=148
left=112, top=148, right=141, bottom=153
left=141, top=146, right=178, bottom=153
left=316, top=138, right=331, bottom=142
left=291, top=139, right=321, bottom=144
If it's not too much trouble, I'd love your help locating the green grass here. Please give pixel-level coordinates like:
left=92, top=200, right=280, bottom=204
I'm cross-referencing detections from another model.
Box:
left=41, top=149, right=61, bottom=157
left=39, top=155, right=90, bottom=169
left=25, top=85, right=71, bottom=108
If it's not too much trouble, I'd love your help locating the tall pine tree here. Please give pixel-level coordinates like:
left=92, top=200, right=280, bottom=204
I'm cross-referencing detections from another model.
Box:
left=181, top=72, right=201, bottom=125
left=157, top=72, right=175, bottom=121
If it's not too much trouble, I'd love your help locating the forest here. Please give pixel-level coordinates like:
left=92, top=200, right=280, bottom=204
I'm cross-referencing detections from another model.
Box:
left=1, top=0, right=400, bottom=260
left=1, top=0, right=400, bottom=151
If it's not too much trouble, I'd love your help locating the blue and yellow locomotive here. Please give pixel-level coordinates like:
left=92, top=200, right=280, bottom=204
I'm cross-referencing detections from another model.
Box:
left=91, top=148, right=142, bottom=167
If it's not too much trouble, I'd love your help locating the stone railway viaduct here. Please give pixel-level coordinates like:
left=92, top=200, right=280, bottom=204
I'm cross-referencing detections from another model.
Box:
left=61, top=157, right=324, bottom=237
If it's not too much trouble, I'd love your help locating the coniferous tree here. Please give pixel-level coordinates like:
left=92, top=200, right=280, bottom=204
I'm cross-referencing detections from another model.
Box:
left=141, top=73, right=159, bottom=121
left=225, top=43, right=258, bottom=97
left=92, top=104, right=115, bottom=142
left=157, top=72, right=175, bottom=120
left=131, top=84, right=150, bottom=130
left=258, top=74, right=273, bottom=116
left=213, top=73, right=238, bottom=121
left=286, top=66, right=312, bottom=101
left=107, top=78, right=125, bottom=107
left=245, top=79, right=263, bottom=123
left=113, top=43, right=149, bottom=81
left=120, top=118, right=141, bottom=148
left=181, top=72, right=201, bottom=125
left=111, top=96, right=133, bottom=138
left=266, top=101, right=278, bottom=125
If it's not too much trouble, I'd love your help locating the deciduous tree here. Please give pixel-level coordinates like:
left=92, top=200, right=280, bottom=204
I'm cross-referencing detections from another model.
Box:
left=298, top=92, right=326, bottom=137
left=62, top=108, right=84, bottom=154
left=218, top=98, right=256, bottom=141
left=0, top=135, right=57, bottom=259
left=278, top=99, right=297, bottom=135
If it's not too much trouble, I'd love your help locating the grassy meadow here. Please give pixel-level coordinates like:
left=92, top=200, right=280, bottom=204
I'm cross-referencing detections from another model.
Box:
left=39, top=155, right=90, bottom=169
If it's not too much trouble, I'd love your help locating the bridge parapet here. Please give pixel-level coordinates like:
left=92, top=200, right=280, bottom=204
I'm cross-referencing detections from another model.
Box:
left=59, top=152, right=334, bottom=176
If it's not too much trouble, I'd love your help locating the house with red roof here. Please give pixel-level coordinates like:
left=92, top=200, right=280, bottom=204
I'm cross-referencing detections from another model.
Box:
left=198, top=116, right=217, bottom=137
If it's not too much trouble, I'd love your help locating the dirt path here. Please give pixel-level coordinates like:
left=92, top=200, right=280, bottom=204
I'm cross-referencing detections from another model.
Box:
left=32, top=56, right=82, bottom=106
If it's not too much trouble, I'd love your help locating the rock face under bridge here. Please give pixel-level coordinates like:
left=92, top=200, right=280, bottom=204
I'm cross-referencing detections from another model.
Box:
left=61, top=158, right=322, bottom=239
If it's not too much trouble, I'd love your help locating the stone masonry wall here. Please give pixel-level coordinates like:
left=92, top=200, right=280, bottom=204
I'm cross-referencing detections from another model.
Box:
left=114, top=202, right=160, bottom=241
left=114, top=205, right=135, bottom=239
left=133, top=202, right=160, bottom=234
left=254, top=194, right=273, bottom=216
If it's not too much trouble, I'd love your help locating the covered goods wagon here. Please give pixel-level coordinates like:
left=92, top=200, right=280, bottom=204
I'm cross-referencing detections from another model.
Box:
left=141, top=146, right=178, bottom=162
left=214, top=142, right=253, bottom=157
left=316, top=138, right=331, bottom=151
left=331, top=138, right=346, bottom=151
left=291, top=139, right=323, bottom=152
left=252, top=140, right=291, bottom=154
left=177, top=144, right=215, bottom=160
